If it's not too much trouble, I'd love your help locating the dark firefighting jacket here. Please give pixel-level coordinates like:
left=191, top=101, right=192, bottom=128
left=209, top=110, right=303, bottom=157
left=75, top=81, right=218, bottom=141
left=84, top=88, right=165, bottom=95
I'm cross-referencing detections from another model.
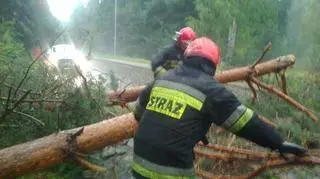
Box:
left=132, top=57, right=285, bottom=179
left=151, top=44, right=184, bottom=79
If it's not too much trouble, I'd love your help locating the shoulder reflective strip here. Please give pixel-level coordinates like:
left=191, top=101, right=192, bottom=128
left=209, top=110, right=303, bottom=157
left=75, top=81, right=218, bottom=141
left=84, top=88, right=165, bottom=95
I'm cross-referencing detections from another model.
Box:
left=132, top=163, right=194, bottom=179
left=155, top=80, right=206, bottom=102
left=221, top=105, right=246, bottom=129
left=151, top=86, right=203, bottom=111
left=155, top=66, right=166, bottom=73
left=166, top=61, right=179, bottom=68
left=154, top=66, right=167, bottom=77
left=132, top=154, right=195, bottom=178
left=228, top=108, right=254, bottom=133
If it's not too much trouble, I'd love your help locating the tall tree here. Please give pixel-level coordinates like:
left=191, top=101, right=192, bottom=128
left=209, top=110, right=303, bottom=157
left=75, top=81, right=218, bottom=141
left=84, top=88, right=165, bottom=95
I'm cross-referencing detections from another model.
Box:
left=188, top=0, right=285, bottom=65
left=0, top=0, right=58, bottom=50
left=301, top=0, right=320, bottom=69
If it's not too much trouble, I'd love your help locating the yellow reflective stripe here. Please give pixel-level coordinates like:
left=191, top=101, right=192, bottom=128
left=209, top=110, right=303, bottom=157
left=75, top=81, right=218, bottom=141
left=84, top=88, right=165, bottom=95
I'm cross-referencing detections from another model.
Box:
left=132, top=162, right=194, bottom=179
left=221, top=105, right=246, bottom=129
left=154, top=66, right=167, bottom=78
left=155, top=66, right=167, bottom=74
left=146, top=86, right=203, bottom=119
left=167, top=63, right=178, bottom=68
left=228, top=108, right=254, bottom=133
left=155, top=80, right=206, bottom=102
left=164, top=60, right=179, bottom=69
left=133, top=154, right=195, bottom=176
left=151, top=87, right=203, bottom=111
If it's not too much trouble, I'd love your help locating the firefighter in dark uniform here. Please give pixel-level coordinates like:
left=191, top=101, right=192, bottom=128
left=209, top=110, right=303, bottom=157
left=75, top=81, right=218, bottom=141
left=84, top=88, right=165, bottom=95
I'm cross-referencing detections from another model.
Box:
left=132, top=37, right=306, bottom=179
left=151, top=27, right=197, bottom=79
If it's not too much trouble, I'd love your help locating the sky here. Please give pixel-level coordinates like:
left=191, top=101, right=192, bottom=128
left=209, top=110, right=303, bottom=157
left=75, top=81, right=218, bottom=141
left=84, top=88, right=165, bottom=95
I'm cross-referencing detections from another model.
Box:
left=46, top=0, right=89, bottom=22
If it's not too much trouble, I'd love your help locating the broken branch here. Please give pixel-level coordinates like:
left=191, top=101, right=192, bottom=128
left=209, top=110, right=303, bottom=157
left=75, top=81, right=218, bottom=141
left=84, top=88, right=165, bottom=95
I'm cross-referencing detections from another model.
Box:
left=3, top=82, right=41, bottom=96
left=75, top=66, right=91, bottom=98
left=13, top=110, right=45, bottom=127
left=279, top=70, right=288, bottom=94
left=1, top=90, right=31, bottom=121
left=251, top=77, right=318, bottom=122
left=246, top=156, right=320, bottom=179
left=245, top=42, right=273, bottom=104
left=245, top=79, right=257, bottom=104
left=251, top=41, right=272, bottom=68
left=196, top=144, right=279, bottom=160
left=74, top=156, right=106, bottom=172
left=194, top=147, right=268, bottom=161
left=195, top=144, right=320, bottom=179
left=108, top=55, right=296, bottom=104
left=196, top=168, right=244, bottom=179
left=0, top=97, right=64, bottom=103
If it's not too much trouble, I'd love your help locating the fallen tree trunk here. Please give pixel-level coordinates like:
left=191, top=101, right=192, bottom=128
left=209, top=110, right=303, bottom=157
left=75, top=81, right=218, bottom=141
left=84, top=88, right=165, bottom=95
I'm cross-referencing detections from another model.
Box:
left=0, top=55, right=297, bottom=178
left=108, top=55, right=296, bottom=103
left=0, top=113, right=138, bottom=179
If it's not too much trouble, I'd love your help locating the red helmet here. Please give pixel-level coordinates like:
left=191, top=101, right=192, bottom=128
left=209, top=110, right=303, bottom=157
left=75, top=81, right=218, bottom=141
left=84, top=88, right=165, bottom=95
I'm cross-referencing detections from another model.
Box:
left=184, top=37, right=221, bottom=67
left=174, top=27, right=197, bottom=44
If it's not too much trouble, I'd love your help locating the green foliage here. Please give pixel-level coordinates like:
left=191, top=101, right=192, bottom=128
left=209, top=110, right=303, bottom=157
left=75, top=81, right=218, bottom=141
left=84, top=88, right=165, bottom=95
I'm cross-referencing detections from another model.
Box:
left=0, top=0, right=59, bottom=49
left=68, top=0, right=319, bottom=69
left=301, top=0, right=320, bottom=68
left=0, top=20, right=25, bottom=77
left=69, top=0, right=194, bottom=59
left=188, top=0, right=283, bottom=65
left=0, top=21, right=24, bottom=57
left=0, top=56, right=124, bottom=178
left=18, top=163, right=84, bottom=179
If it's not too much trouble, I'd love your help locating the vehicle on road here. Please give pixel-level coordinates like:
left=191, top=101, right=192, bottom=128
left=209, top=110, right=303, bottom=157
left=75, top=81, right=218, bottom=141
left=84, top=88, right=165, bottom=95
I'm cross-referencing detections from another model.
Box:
left=47, top=44, right=88, bottom=72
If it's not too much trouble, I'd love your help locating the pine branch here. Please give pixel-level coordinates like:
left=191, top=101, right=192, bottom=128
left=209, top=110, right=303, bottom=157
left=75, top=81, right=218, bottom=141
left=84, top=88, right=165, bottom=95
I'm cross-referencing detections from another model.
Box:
left=13, top=28, right=67, bottom=98
left=1, top=90, right=31, bottom=121
left=194, top=144, right=320, bottom=178
left=251, top=77, right=318, bottom=122
left=251, top=41, right=272, bottom=68
left=3, top=82, right=41, bottom=96
left=195, top=144, right=279, bottom=160
left=13, top=110, right=45, bottom=127
left=0, top=97, right=64, bottom=103
left=246, top=156, right=320, bottom=179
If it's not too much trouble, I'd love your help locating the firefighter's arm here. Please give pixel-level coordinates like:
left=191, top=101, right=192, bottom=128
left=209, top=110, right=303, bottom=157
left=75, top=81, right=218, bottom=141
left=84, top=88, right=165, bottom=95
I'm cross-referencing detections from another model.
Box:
left=133, top=83, right=153, bottom=122
left=151, top=47, right=170, bottom=71
left=235, top=113, right=306, bottom=156
left=210, top=87, right=306, bottom=156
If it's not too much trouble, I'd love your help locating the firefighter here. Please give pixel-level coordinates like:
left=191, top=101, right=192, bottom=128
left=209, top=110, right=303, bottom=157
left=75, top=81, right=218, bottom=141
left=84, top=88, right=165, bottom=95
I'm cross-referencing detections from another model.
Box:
left=132, top=37, right=307, bottom=179
left=151, top=27, right=197, bottom=79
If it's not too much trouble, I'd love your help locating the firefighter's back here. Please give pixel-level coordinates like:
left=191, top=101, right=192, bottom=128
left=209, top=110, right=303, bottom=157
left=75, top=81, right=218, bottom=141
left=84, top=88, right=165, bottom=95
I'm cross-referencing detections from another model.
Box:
left=134, top=59, right=227, bottom=171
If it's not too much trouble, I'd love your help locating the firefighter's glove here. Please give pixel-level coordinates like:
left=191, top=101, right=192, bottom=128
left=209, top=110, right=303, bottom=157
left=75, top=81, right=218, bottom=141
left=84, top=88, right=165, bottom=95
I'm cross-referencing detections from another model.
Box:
left=278, top=141, right=307, bottom=159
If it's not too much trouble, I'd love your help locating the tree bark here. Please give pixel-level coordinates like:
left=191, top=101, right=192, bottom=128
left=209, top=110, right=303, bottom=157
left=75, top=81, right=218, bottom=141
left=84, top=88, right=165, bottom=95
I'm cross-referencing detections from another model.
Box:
left=224, top=17, right=237, bottom=63
left=0, top=113, right=138, bottom=179
left=108, top=55, right=296, bottom=103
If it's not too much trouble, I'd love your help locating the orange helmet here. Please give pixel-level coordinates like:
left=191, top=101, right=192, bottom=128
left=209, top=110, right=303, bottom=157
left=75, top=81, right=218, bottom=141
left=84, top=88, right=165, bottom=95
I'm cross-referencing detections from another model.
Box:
left=174, top=27, right=197, bottom=42
left=184, top=37, right=221, bottom=67
left=173, top=27, right=197, bottom=49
